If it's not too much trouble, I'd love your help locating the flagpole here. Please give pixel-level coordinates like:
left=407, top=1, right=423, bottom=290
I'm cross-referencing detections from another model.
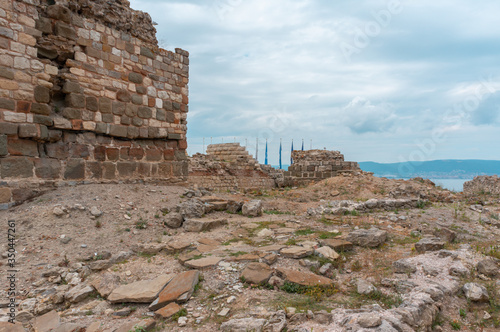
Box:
left=279, top=138, right=282, bottom=170
left=290, top=139, right=294, bottom=165
left=256, top=137, right=259, bottom=162
left=265, top=139, right=268, bottom=165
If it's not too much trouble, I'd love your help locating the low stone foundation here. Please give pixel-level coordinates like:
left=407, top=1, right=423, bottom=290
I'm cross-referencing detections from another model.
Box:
left=464, top=175, right=500, bottom=197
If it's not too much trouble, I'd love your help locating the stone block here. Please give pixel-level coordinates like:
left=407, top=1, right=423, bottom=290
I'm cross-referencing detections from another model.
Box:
left=36, top=17, right=53, bottom=34
left=35, top=159, right=61, bottom=179
left=0, top=134, right=6, bottom=156
left=103, top=162, right=116, bottom=179
left=46, top=5, right=72, bottom=23
left=117, top=162, right=137, bottom=177
left=64, top=159, right=85, bottom=179
left=132, top=117, right=143, bottom=127
left=137, top=107, right=152, bottom=119
left=34, top=86, right=51, bottom=103
left=65, top=94, right=85, bottom=108
left=1, top=157, right=33, bottom=178
left=102, top=114, right=114, bottom=123
left=127, top=126, right=139, bottom=138
left=117, top=89, right=131, bottom=102
left=7, top=138, right=38, bottom=157
left=18, top=124, right=38, bottom=138
left=87, top=161, right=102, bottom=179
left=109, top=125, right=128, bottom=138
left=0, top=98, right=15, bottom=110
left=113, top=102, right=125, bottom=115
left=140, top=46, right=155, bottom=59
left=55, top=21, right=77, bottom=40
left=145, top=149, right=162, bottom=161
left=0, top=188, right=12, bottom=203
left=62, top=108, right=81, bottom=120
left=31, top=103, right=51, bottom=115
left=33, top=115, right=54, bottom=126
left=99, top=98, right=112, bottom=113
left=46, top=142, right=69, bottom=159
left=86, top=96, right=98, bottom=111
left=129, top=72, right=143, bottom=84
left=0, top=123, right=18, bottom=136
left=62, top=81, right=82, bottom=94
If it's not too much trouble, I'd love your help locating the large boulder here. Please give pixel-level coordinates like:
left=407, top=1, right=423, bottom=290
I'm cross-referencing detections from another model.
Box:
left=164, top=213, right=183, bottom=228
left=346, top=227, right=387, bottom=248
left=242, top=200, right=262, bottom=217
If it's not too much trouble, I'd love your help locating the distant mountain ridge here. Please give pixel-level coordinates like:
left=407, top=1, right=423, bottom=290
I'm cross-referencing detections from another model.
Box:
left=359, top=159, right=500, bottom=179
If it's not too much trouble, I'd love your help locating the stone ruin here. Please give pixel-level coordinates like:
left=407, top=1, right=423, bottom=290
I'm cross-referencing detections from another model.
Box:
left=0, top=0, right=189, bottom=207
left=188, top=143, right=280, bottom=191
left=188, top=144, right=362, bottom=191
left=464, top=175, right=500, bottom=197
left=284, top=149, right=361, bottom=186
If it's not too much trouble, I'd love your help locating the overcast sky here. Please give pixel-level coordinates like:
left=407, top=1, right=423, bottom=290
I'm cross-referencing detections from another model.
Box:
left=129, top=0, right=500, bottom=164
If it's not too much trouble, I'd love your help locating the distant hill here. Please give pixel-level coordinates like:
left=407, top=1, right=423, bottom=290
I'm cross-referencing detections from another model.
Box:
left=359, top=160, right=500, bottom=179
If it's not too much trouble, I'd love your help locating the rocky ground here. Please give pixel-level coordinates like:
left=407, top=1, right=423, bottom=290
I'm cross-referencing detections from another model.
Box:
left=1, top=173, right=500, bottom=332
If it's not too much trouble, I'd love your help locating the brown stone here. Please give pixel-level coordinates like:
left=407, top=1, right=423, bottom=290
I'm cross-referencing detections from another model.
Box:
left=63, top=81, right=82, bottom=94
left=109, top=125, right=127, bottom=138
left=55, top=21, right=77, bottom=40
left=319, top=239, right=353, bottom=252
left=0, top=97, right=15, bottom=110
left=114, top=319, right=156, bottom=332
left=64, top=159, right=85, bottom=180
left=184, top=256, right=222, bottom=269
left=276, top=268, right=334, bottom=287
left=0, top=135, right=6, bottom=156
left=33, top=310, right=60, bottom=332
left=86, top=96, right=98, bottom=111
left=0, top=123, right=18, bottom=135
left=34, top=86, right=50, bottom=103
left=129, top=72, right=143, bottom=84
left=108, top=274, right=173, bottom=303
left=138, top=107, right=152, bottom=119
left=149, top=270, right=200, bottom=311
left=117, top=162, right=137, bottom=177
left=99, top=97, right=112, bottom=113
left=241, top=263, right=272, bottom=284
left=31, top=103, right=51, bottom=115
left=155, top=302, right=182, bottom=319
left=145, top=148, right=162, bottom=161
left=18, top=124, right=38, bottom=138
left=117, top=89, right=131, bottom=102
left=34, top=115, right=53, bottom=126
left=0, top=188, right=11, bottom=203
left=65, top=94, right=85, bottom=108
left=106, top=148, right=119, bottom=161
left=62, top=108, right=81, bottom=119
left=7, top=138, right=38, bottom=157
left=35, top=159, right=61, bottom=179
left=281, top=246, right=314, bottom=259
left=0, top=322, right=24, bottom=332
left=47, top=5, right=72, bottom=23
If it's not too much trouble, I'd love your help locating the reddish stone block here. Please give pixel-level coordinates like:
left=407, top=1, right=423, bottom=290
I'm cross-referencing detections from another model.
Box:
left=163, top=149, right=175, bottom=161
left=69, top=143, right=90, bottom=159
left=17, top=100, right=31, bottom=113
left=145, top=149, right=162, bottom=161
left=148, top=98, right=155, bottom=107
left=94, top=146, right=106, bottom=161
left=106, top=148, right=119, bottom=161
left=129, top=147, right=144, bottom=160
left=72, top=119, right=83, bottom=130
left=179, top=140, right=187, bottom=149
left=7, top=138, right=39, bottom=157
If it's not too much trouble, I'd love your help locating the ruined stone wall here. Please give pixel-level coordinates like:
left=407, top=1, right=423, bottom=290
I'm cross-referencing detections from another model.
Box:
left=284, top=149, right=360, bottom=186
left=0, top=0, right=189, bottom=207
left=188, top=143, right=277, bottom=191
left=464, top=175, right=500, bottom=197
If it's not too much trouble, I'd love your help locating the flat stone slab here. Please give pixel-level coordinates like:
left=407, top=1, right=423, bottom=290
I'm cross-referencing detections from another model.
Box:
left=184, top=256, right=222, bottom=268
left=166, top=240, right=194, bottom=251
left=256, top=245, right=286, bottom=253
left=346, top=227, right=387, bottom=248
left=275, top=227, right=296, bottom=234
left=414, top=238, right=445, bottom=253
left=241, top=262, right=273, bottom=284
left=319, top=239, right=353, bottom=251
left=184, top=218, right=228, bottom=232
left=149, top=270, right=200, bottom=311
left=0, top=322, right=24, bottom=332
left=280, top=246, right=314, bottom=259
left=197, top=244, right=219, bottom=253
left=33, top=310, right=60, bottom=332
left=227, top=254, right=260, bottom=262
left=91, top=273, right=121, bottom=297
left=155, top=302, right=182, bottom=319
left=177, top=249, right=202, bottom=264
left=115, top=319, right=156, bottom=332
left=108, top=274, right=173, bottom=303
left=276, top=268, right=334, bottom=287
left=198, top=238, right=221, bottom=246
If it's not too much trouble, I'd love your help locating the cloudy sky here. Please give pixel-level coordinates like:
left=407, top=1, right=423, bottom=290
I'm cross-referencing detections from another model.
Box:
left=129, top=0, right=500, bottom=164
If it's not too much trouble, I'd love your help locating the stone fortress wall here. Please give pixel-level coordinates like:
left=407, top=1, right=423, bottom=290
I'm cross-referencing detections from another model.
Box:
left=283, top=149, right=361, bottom=186
left=0, top=0, right=189, bottom=207
left=464, top=175, right=500, bottom=197
left=188, top=143, right=279, bottom=191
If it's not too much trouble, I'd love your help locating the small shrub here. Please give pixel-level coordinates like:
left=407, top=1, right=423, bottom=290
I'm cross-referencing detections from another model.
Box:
left=459, top=308, right=466, bottom=318
left=95, top=220, right=102, bottom=228
left=135, top=220, right=147, bottom=229
left=450, top=320, right=461, bottom=330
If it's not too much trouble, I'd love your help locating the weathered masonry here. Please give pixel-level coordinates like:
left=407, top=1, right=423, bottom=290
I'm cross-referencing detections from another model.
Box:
left=0, top=0, right=189, bottom=206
